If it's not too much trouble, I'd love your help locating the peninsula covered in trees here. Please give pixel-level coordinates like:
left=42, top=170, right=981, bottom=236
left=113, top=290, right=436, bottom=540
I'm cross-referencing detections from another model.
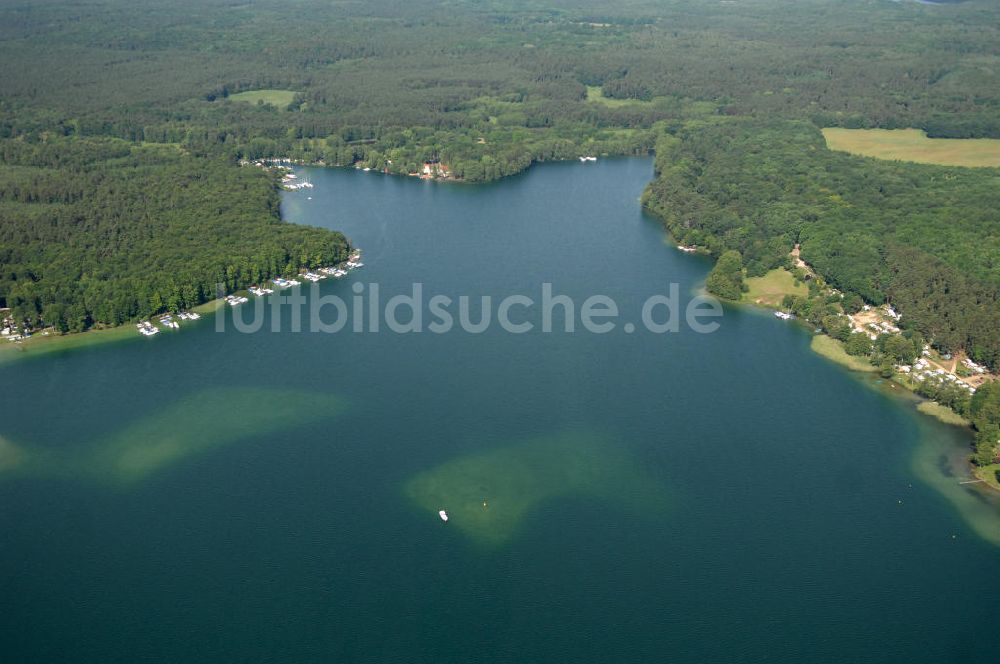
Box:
left=1, top=138, right=349, bottom=331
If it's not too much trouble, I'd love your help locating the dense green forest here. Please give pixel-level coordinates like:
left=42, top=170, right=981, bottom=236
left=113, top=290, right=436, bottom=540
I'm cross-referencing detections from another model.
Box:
left=0, top=0, right=998, bottom=358
left=642, top=119, right=1000, bottom=368
left=0, top=138, right=348, bottom=330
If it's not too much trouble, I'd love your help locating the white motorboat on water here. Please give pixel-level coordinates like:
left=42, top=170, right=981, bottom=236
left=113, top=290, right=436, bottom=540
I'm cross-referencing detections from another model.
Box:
left=439, top=510, right=448, bottom=522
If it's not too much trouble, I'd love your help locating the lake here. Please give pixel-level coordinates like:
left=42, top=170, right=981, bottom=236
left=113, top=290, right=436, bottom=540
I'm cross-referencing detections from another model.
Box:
left=1, top=158, right=998, bottom=662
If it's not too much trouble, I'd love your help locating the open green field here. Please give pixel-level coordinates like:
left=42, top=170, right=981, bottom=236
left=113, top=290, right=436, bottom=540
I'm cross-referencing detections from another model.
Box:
left=743, top=268, right=807, bottom=307
left=810, top=334, right=878, bottom=373
left=585, top=86, right=651, bottom=108
left=822, top=128, right=1000, bottom=168
left=227, top=89, right=297, bottom=108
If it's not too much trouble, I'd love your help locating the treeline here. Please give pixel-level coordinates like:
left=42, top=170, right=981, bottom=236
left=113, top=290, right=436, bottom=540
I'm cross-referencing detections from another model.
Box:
left=2, top=0, right=999, bottom=162
left=971, top=383, right=1000, bottom=466
left=0, top=138, right=348, bottom=332
left=0, top=0, right=998, bottom=342
left=642, top=119, right=1000, bottom=369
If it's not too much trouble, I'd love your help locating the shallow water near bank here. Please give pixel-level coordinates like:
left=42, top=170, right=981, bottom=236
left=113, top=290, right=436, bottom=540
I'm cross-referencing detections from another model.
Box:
left=1, top=158, right=999, bottom=662
left=404, top=429, right=671, bottom=547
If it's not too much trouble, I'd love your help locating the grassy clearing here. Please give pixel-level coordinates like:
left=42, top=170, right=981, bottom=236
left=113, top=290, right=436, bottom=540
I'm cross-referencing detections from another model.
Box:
left=917, top=401, right=971, bottom=427
left=227, top=89, right=297, bottom=108
left=585, top=85, right=651, bottom=108
left=974, top=464, right=1000, bottom=494
left=743, top=268, right=807, bottom=307
left=810, top=334, right=878, bottom=373
left=822, top=128, right=1000, bottom=168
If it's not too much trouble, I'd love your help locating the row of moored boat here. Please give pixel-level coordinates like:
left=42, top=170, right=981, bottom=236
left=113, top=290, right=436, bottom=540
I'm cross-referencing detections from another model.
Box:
left=136, top=311, right=201, bottom=336
left=232, top=250, right=363, bottom=305
left=138, top=251, right=362, bottom=334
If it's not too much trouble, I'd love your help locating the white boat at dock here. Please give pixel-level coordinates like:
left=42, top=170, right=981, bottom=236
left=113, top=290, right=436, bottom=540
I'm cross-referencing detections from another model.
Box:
left=578, top=156, right=597, bottom=162
left=281, top=173, right=314, bottom=191
left=136, top=321, right=160, bottom=336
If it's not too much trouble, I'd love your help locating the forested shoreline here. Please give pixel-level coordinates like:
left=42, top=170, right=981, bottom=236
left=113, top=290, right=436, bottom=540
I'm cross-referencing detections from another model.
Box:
left=0, top=138, right=349, bottom=331
left=1, top=0, right=998, bottom=359
left=641, top=120, right=1000, bottom=370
